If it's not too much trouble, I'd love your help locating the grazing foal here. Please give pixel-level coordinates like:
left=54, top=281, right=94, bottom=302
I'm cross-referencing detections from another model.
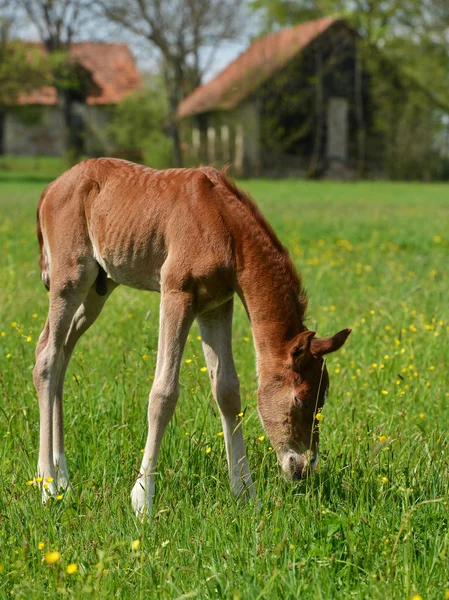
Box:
left=34, top=158, right=350, bottom=515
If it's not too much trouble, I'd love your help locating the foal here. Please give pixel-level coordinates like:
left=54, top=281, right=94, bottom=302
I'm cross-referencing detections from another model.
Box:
left=34, top=158, right=350, bottom=515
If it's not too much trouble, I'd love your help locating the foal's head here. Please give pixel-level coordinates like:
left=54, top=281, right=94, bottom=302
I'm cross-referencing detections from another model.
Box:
left=258, top=328, right=351, bottom=480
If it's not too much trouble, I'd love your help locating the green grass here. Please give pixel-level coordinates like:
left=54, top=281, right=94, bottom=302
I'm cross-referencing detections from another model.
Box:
left=0, top=166, right=448, bottom=599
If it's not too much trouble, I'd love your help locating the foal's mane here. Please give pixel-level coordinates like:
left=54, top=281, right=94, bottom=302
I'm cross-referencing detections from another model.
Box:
left=200, top=166, right=308, bottom=320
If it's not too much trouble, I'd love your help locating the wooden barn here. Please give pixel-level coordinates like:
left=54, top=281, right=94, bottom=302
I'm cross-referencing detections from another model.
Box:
left=177, top=17, right=411, bottom=178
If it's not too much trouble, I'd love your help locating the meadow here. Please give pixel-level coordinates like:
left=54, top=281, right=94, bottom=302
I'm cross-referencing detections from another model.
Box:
left=0, top=161, right=448, bottom=599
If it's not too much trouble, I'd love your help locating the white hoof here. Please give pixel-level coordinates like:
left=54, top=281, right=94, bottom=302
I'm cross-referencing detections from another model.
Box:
left=131, top=477, right=154, bottom=519
left=53, top=453, right=70, bottom=490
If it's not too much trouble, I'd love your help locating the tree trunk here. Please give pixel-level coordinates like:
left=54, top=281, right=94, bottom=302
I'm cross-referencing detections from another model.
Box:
left=308, top=50, right=324, bottom=178
left=60, top=89, right=82, bottom=164
left=355, top=41, right=366, bottom=177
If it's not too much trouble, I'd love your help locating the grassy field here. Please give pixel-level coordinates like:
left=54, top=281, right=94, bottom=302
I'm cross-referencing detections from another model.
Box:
left=0, top=164, right=448, bottom=599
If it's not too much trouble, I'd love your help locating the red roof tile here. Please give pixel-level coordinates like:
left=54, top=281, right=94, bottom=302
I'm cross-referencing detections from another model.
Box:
left=178, top=17, right=336, bottom=118
left=18, top=42, right=141, bottom=106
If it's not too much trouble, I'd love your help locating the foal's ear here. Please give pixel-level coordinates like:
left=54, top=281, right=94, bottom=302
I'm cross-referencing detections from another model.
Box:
left=311, top=328, right=351, bottom=356
left=289, top=330, right=316, bottom=362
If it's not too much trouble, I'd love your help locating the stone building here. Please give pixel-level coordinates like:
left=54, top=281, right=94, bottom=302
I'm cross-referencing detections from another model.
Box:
left=3, top=42, right=141, bottom=156
left=177, top=17, right=395, bottom=178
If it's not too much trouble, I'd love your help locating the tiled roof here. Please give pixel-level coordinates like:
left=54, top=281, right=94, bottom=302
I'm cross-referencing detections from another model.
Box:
left=178, top=17, right=337, bottom=118
left=18, top=42, right=141, bottom=106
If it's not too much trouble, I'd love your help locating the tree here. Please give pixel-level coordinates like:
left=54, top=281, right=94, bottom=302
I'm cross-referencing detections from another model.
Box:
left=99, top=0, right=246, bottom=166
left=10, top=0, right=95, bottom=161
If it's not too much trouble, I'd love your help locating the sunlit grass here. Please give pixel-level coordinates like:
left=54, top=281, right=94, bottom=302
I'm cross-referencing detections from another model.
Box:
left=0, top=170, right=448, bottom=598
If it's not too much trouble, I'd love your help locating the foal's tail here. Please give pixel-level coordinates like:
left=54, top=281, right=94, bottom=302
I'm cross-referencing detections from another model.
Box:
left=37, top=185, right=51, bottom=291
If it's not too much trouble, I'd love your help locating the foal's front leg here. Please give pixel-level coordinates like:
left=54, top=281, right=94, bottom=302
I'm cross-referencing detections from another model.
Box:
left=131, top=290, right=194, bottom=517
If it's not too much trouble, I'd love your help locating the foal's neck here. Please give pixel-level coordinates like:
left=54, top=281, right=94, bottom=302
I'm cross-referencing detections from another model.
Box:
left=236, top=230, right=307, bottom=378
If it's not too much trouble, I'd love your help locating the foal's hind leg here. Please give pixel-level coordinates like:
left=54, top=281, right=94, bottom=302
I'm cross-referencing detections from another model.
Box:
left=52, top=282, right=118, bottom=489
left=197, top=299, right=255, bottom=498
left=33, top=262, right=98, bottom=500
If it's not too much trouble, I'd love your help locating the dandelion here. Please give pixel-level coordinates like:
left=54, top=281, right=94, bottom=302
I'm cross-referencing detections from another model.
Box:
left=205, top=447, right=211, bottom=454
left=217, top=431, right=223, bottom=437
left=185, top=358, right=192, bottom=364
left=289, top=544, right=295, bottom=550
left=433, top=235, right=442, bottom=243
left=243, top=336, right=250, bottom=342
left=27, top=480, right=34, bottom=486
left=35, top=477, right=42, bottom=483
left=45, top=477, right=54, bottom=483
left=237, top=412, right=244, bottom=417
left=370, top=310, right=375, bottom=315
left=258, top=435, right=265, bottom=441
left=131, top=539, right=140, bottom=551
left=11, top=322, right=16, bottom=327
left=379, top=435, right=387, bottom=443
left=32, top=313, right=38, bottom=319
left=197, top=336, right=201, bottom=341
left=411, top=595, right=423, bottom=600
left=316, top=413, right=324, bottom=422
left=142, top=354, right=148, bottom=361
left=17, top=329, right=23, bottom=334
left=66, top=563, right=78, bottom=575
left=184, top=432, right=189, bottom=436
left=334, top=368, right=340, bottom=374
left=372, top=363, right=377, bottom=368
left=26, top=336, right=32, bottom=342
left=429, top=365, right=435, bottom=371
left=38, top=542, right=45, bottom=550
left=419, top=413, right=425, bottom=420
left=0, top=332, right=5, bottom=337
left=56, top=495, right=63, bottom=500
left=44, top=551, right=61, bottom=564
left=381, top=476, right=389, bottom=484
left=381, top=390, right=388, bottom=395
left=6, top=354, right=11, bottom=359
left=445, top=591, right=449, bottom=600
left=200, top=366, right=207, bottom=372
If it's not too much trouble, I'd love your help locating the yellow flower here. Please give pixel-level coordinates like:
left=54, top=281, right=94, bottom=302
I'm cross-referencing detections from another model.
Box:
left=11, top=322, right=16, bottom=327
left=433, top=235, right=442, bottom=243
left=0, top=332, right=5, bottom=337
left=237, top=412, right=244, bottom=417
left=372, top=363, right=377, bottom=368
left=411, top=595, right=423, bottom=600
left=258, top=435, right=265, bottom=441
left=243, top=336, right=250, bottom=342
left=370, top=310, right=375, bottom=315
left=316, top=413, right=324, bottom=422
left=45, top=477, right=54, bottom=483
left=185, top=358, right=192, bottom=364
left=56, top=495, right=63, bottom=500
left=131, top=539, right=140, bottom=551
left=445, top=591, right=449, bottom=600
left=379, top=435, right=387, bottom=443
left=381, top=390, right=388, bottom=395
left=200, top=366, right=207, bottom=372
left=217, top=431, right=223, bottom=437
left=26, top=336, right=32, bottom=342
left=27, top=480, right=34, bottom=486
left=17, top=329, right=23, bottom=334
left=38, top=542, right=45, bottom=550
left=35, top=477, right=42, bottom=483
left=142, top=354, right=148, bottom=361
left=419, top=413, right=425, bottom=420
left=32, top=313, right=38, bottom=318
left=205, top=447, right=211, bottom=454
left=381, top=476, right=388, bottom=484
left=429, top=365, right=435, bottom=371
left=289, top=544, right=295, bottom=550
left=197, top=336, right=201, bottom=341
left=44, top=551, right=61, bottom=564
left=6, top=354, right=11, bottom=359
left=66, top=563, right=78, bottom=574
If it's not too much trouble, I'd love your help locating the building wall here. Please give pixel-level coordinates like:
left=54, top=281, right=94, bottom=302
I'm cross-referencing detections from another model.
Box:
left=4, top=106, right=65, bottom=156
left=4, top=103, right=115, bottom=157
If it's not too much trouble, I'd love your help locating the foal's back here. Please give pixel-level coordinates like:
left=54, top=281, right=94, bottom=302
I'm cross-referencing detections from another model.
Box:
left=38, top=158, right=236, bottom=303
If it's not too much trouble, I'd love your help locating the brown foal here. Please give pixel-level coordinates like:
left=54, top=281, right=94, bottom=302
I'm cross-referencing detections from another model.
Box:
left=34, top=158, right=350, bottom=516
